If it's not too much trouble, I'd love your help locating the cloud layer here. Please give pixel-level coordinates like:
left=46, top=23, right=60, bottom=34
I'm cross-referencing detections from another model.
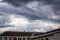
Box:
left=0, top=0, right=60, bottom=33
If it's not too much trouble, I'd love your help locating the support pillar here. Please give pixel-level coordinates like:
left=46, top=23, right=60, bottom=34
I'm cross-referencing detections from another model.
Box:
left=7, top=37, right=9, bottom=40
left=17, top=37, right=18, bottom=40
left=21, top=37, right=23, bottom=40
left=25, top=37, right=27, bottom=40
left=2, top=37, right=4, bottom=40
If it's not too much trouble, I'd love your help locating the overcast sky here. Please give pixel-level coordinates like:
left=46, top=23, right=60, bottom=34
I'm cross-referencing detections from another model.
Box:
left=0, top=0, right=60, bottom=33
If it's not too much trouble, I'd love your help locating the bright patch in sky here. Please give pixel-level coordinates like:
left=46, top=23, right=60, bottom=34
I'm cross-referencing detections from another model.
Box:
left=9, top=15, right=29, bottom=26
left=0, top=0, right=2, bottom=1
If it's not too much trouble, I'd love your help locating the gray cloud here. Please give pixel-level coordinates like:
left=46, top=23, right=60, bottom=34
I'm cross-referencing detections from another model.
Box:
left=0, top=13, right=13, bottom=28
left=0, top=0, right=60, bottom=32
left=2, top=0, right=34, bottom=7
left=2, top=0, right=60, bottom=22
left=0, top=24, right=13, bottom=28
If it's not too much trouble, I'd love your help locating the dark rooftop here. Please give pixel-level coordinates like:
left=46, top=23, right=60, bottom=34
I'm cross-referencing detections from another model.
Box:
left=0, top=28, right=60, bottom=36
left=31, top=28, right=60, bottom=39
left=46, top=28, right=60, bottom=33
left=0, top=31, right=45, bottom=36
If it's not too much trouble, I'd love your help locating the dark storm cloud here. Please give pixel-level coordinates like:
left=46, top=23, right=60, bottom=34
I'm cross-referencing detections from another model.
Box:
left=2, top=0, right=34, bottom=7
left=2, top=0, right=60, bottom=23
left=18, top=6, right=60, bottom=23
left=44, top=0, right=60, bottom=16
left=2, top=0, right=33, bottom=2
left=0, top=24, right=13, bottom=28
left=18, top=7, right=47, bottom=20
left=0, top=7, right=17, bottom=13
left=0, top=13, right=13, bottom=28
left=0, top=0, right=60, bottom=32
left=2, top=0, right=60, bottom=5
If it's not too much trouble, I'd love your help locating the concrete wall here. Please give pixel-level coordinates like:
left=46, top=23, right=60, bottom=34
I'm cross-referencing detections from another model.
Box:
left=54, top=32, right=60, bottom=40
left=32, top=35, right=54, bottom=40
left=0, top=36, right=31, bottom=40
left=31, top=32, right=60, bottom=40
